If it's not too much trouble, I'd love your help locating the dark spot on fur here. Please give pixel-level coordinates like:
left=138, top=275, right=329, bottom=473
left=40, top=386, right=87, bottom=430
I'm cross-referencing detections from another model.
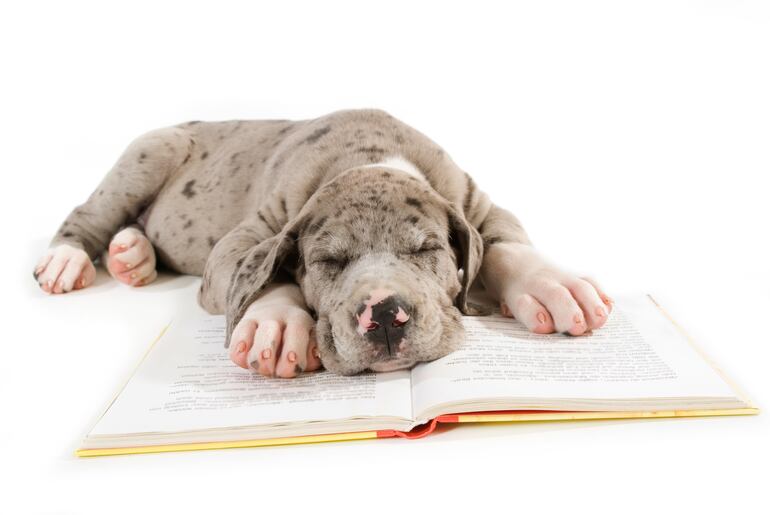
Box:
left=207, top=236, right=217, bottom=248
left=186, top=121, right=201, bottom=126
left=374, top=130, right=384, bottom=137
left=408, top=216, right=420, bottom=225
left=405, top=197, right=422, bottom=208
left=280, top=198, right=287, bottom=215
left=181, top=180, right=197, bottom=198
left=395, top=134, right=405, bottom=144
left=200, top=151, right=209, bottom=160
left=98, top=190, right=104, bottom=196
left=182, top=153, right=191, bottom=165
left=484, top=236, right=502, bottom=247
left=344, top=141, right=354, bottom=148
left=183, top=219, right=193, bottom=229
left=382, top=171, right=391, bottom=178
left=245, top=184, right=251, bottom=193
left=357, top=145, right=385, bottom=155
left=278, top=125, right=292, bottom=135
left=303, top=125, right=332, bottom=145
left=154, top=231, right=160, bottom=239
left=62, top=231, right=74, bottom=238
left=236, top=257, right=245, bottom=268
left=187, top=236, right=195, bottom=245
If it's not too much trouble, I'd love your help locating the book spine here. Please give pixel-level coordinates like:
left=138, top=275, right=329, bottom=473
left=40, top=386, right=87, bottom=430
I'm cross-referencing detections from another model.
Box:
left=376, top=417, right=452, bottom=439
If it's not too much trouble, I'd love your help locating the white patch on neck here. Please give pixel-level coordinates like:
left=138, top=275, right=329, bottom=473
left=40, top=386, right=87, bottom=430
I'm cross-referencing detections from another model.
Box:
left=354, top=156, right=426, bottom=181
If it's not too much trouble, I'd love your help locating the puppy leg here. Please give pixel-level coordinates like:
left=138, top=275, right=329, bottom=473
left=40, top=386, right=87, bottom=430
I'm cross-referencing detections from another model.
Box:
left=33, top=127, right=193, bottom=294
left=102, top=225, right=158, bottom=286
left=477, top=205, right=612, bottom=335
left=228, top=284, right=323, bottom=379
left=196, top=217, right=319, bottom=378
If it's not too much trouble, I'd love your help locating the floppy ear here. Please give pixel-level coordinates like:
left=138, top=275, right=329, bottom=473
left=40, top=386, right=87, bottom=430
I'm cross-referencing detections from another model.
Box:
left=447, top=205, right=485, bottom=315
left=224, top=221, right=303, bottom=343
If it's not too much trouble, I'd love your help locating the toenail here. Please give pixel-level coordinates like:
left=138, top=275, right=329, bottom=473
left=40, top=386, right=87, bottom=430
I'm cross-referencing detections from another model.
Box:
left=595, top=306, right=605, bottom=317
left=120, top=244, right=127, bottom=250
left=130, top=273, right=137, bottom=279
left=287, top=351, right=297, bottom=363
left=261, top=348, right=272, bottom=360
left=574, top=314, right=584, bottom=325
left=602, top=296, right=612, bottom=305
left=537, top=312, right=547, bottom=324
left=312, top=347, right=320, bottom=359
left=236, top=341, right=246, bottom=353
left=125, top=263, right=132, bottom=269
left=501, top=303, right=511, bottom=316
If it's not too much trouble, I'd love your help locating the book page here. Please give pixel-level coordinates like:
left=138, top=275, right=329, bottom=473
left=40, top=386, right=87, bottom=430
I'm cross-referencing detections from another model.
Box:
left=410, top=295, right=738, bottom=419
left=90, top=315, right=412, bottom=436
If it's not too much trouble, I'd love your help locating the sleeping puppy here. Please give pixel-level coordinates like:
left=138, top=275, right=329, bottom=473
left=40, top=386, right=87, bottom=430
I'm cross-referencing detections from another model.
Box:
left=33, top=109, right=612, bottom=376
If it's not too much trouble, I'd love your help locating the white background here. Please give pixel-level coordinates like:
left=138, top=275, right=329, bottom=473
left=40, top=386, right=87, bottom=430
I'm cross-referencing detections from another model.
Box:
left=2, top=1, right=768, bottom=514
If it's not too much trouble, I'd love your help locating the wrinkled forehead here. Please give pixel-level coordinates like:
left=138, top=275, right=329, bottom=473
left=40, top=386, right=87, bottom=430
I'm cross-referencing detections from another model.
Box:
left=300, top=169, right=449, bottom=249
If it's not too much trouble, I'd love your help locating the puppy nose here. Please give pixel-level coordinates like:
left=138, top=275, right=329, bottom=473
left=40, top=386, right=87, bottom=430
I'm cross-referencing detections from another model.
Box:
left=356, top=294, right=411, bottom=357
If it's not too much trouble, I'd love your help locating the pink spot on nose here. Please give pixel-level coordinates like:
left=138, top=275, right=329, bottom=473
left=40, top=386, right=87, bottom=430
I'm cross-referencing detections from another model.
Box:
left=356, top=288, right=397, bottom=335
left=393, top=306, right=410, bottom=327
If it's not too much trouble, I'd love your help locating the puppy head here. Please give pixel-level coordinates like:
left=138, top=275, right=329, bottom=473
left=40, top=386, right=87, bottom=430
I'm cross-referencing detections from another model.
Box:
left=227, top=167, right=483, bottom=375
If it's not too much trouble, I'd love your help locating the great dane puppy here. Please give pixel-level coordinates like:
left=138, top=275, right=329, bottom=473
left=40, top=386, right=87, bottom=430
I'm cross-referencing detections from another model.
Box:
left=33, top=109, right=612, bottom=376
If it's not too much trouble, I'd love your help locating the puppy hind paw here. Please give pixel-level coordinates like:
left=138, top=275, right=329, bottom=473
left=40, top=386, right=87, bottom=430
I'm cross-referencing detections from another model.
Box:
left=106, top=227, right=158, bottom=287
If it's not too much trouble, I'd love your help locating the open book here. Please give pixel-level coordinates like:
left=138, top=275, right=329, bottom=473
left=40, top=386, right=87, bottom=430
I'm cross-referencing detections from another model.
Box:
left=77, top=295, right=757, bottom=456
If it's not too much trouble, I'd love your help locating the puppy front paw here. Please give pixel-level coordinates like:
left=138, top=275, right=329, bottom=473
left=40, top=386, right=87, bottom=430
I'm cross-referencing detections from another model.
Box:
left=228, top=303, right=323, bottom=378
left=502, top=271, right=613, bottom=336
left=34, top=244, right=96, bottom=294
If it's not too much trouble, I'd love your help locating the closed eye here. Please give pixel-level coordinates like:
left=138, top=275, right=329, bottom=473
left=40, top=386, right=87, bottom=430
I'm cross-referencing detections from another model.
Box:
left=311, top=256, right=349, bottom=268
left=406, top=244, right=444, bottom=255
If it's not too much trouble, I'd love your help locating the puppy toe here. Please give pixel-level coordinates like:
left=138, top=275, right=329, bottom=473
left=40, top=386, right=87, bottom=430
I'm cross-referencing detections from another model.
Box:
left=124, top=259, right=155, bottom=286
left=108, top=227, right=140, bottom=256
left=57, top=257, right=89, bottom=292
left=567, top=278, right=609, bottom=330
left=73, top=263, right=96, bottom=290
left=304, top=332, right=323, bottom=372
left=581, top=276, right=613, bottom=314
left=38, top=256, right=68, bottom=294
left=536, top=283, right=587, bottom=335
left=507, top=293, right=555, bottom=334
left=229, top=319, right=257, bottom=369
left=275, top=324, right=310, bottom=378
left=247, top=320, right=282, bottom=377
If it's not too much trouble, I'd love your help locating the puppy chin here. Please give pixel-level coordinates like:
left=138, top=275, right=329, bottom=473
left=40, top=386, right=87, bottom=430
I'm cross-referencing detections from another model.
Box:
left=368, top=358, right=416, bottom=372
